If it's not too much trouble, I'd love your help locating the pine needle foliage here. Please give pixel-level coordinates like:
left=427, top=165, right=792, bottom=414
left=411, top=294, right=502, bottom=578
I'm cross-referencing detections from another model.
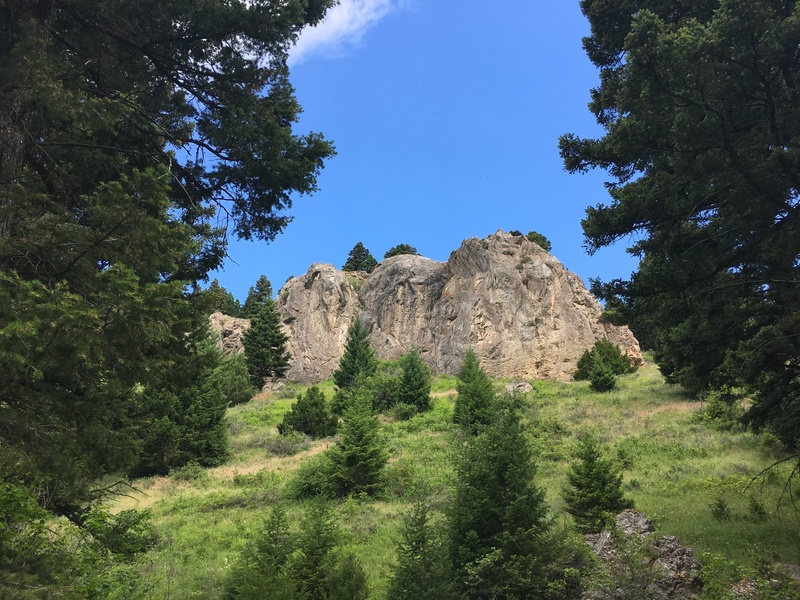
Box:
left=449, top=397, right=553, bottom=598
left=563, top=436, right=634, bottom=534
left=243, top=300, right=291, bottom=387
left=332, top=317, right=378, bottom=391
left=388, top=497, right=456, bottom=600
left=574, top=338, right=635, bottom=381
left=452, top=349, right=496, bottom=434
left=328, top=388, right=388, bottom=498
left=278, top=386, right=337, bottom=439
left=397, top=348, right=432, bottom=412
left=342, top=242, right=378, bottom=273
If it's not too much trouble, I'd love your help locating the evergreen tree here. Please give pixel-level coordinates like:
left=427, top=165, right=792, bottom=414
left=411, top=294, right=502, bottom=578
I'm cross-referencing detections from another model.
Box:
left=574, top=338, right=635, bottom=381
left=560, top=0, right=800, bottom=448
left=332, top=317, right=378, bottom=391
left=243, top=300, right=291, bottom=387
left=200, top=279, right=242, bottom=316
left=242, top=275, right=274, bottom=318
left=452, top=349, right=496, bottom=434
left=0, top=0, right=336, bottom=585
left=563, top=436, right=634, bottom=534
left=328, top=388, right=388, bottom=497
left=384, top=244, right=420, bottom=259
left=589, top=360, right=618, bottom=393
left=209, top=354, right=258, bottom=406
left=388, top=497, right=456, bottom=600
left=225, top=505, right=298, bottom=600
left=449, top=398, right=553, bottom=598
left=278, top=386, right=338, bottom=438
left=289, top=501, right=340, bottom=600
left=342, top=242, right=378, bottom=273
left=526, top=230, right=552, bottom=252
left=396, top=348, right=432, bottom=413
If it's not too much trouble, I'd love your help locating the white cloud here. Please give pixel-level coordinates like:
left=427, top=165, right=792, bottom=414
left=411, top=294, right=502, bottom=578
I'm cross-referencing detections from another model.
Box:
left=289, top=0, right=405, bottom=65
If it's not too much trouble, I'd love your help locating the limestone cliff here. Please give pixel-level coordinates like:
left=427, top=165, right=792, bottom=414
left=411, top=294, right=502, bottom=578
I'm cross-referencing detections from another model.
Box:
left=269, top=231, right=641, bottom=383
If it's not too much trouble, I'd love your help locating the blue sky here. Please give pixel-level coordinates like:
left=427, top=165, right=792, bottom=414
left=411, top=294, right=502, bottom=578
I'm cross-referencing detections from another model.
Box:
left=212, top=0, right=638, bottom=301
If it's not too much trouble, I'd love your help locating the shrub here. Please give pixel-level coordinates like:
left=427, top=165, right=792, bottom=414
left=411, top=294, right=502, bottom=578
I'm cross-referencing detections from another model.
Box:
left=589, top=360, right=618, bottom=393
left=391, top=403, right=418, bottom=421
left=574, top=338, right=635, bottom=381
left=278, top=386, right=337, bottom=439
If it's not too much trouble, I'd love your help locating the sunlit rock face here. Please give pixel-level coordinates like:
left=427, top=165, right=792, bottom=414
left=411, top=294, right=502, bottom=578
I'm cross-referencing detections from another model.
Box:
left=249, top=231, right=642, bottom=384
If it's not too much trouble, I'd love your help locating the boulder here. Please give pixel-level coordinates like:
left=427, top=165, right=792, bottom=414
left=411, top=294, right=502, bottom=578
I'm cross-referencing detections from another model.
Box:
left=584, top=510, right=703, bottom=600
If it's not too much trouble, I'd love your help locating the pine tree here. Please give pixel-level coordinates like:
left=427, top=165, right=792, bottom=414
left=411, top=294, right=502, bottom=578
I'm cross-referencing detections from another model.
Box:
left=328, top=388, right=388, bottom=497
left=396, top=348, right=432, bottom=413
left=242, top=275, right=274, bottom=319
left=332, top=317, right=378, bottom=391
left=449, top=397, right=553, bottom=598
left=342, top=242, right=378, bottom=273
left=388, top=497, right=456, bottom=600
left=243, top=300, right=291, bottom=387
left=200, top=279, right=242, bottom=316
left=278, top=386, right=337, bottom=439
left=452, top=349, right=496, bottom=434
left=589, top=360, right=618, bottom=393
left=384, top=244, right=419, bottom=259
left=526, top=230, right=552, bottom=252
left=563, top=436, right=634, bottom=534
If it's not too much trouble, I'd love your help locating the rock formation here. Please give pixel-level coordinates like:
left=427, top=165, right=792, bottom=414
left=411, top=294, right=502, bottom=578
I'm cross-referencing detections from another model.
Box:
left=271, top=230, right=641, bottom=383
left=208, top=311, right=249, bottom=355
left=584, top=510, right=703, bottom=600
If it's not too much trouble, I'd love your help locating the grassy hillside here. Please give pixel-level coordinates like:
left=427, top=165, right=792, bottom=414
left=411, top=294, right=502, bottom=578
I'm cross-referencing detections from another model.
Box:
left=109, top=360, right=800, bottom=598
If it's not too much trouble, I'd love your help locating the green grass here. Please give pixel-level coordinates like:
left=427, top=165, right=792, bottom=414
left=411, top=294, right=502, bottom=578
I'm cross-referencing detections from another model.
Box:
left=110, top=362, right=800, bottom=598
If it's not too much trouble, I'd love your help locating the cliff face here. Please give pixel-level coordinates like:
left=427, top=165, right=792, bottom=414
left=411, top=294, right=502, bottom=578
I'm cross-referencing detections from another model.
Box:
left=224, top=231, right=642, bottom=383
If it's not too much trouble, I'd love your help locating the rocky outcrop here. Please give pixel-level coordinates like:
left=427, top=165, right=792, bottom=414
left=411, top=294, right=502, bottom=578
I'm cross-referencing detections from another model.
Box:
left=273, top=231, right=642, bottom=383
left=275, top=264, right=367, bottom=383
left=209, top=312, right=250, bottom=355
left=584, top=510, right=703, bottom=600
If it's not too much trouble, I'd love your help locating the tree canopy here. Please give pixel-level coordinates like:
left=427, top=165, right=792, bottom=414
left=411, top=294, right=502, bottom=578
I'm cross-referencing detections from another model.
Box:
left=0, top=0, right=336, bottom=581
left=342, top=242, right=378, bottom=273
left=384, top=244, right=420, bottom=259
left=242, top=275, right=274, bottom=318
left=560, top=0, right=800, bottom=447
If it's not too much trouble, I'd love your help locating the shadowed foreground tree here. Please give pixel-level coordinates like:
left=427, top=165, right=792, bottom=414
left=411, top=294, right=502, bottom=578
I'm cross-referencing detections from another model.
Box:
left=449, top=398, right=554, bottom=598
left=560, top=0, right=800, bottom=449
left=0, top=0, right=336, bottom=590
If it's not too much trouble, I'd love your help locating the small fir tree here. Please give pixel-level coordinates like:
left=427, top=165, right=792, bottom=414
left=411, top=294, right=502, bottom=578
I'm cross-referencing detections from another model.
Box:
left=328, top=388, right=388, bottom=497
left=449, top=397, right=553, bottom=598
left=332, top=317, right=378, bottom=391
left=384, top=244, right=419, bottom=259
left=452, top=349, right=496, bottom=433
left=242, top=275, right=274, bottom=318
left=388, top=496, right=456, bottom=600
left=342, top=242, right=378, bottom=272
left=563, top=436, right=634, bottom=534
left=589, top=359, right=618, bottom=393
left=278, top=386, right=337, bottom=438
left=243, top=300, right=291, bottom=387
left=396, top=348, right=432, bottom=412
left=574, top=338, right=635, bottom=381
left=225, top=505, right=299, bottom=599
